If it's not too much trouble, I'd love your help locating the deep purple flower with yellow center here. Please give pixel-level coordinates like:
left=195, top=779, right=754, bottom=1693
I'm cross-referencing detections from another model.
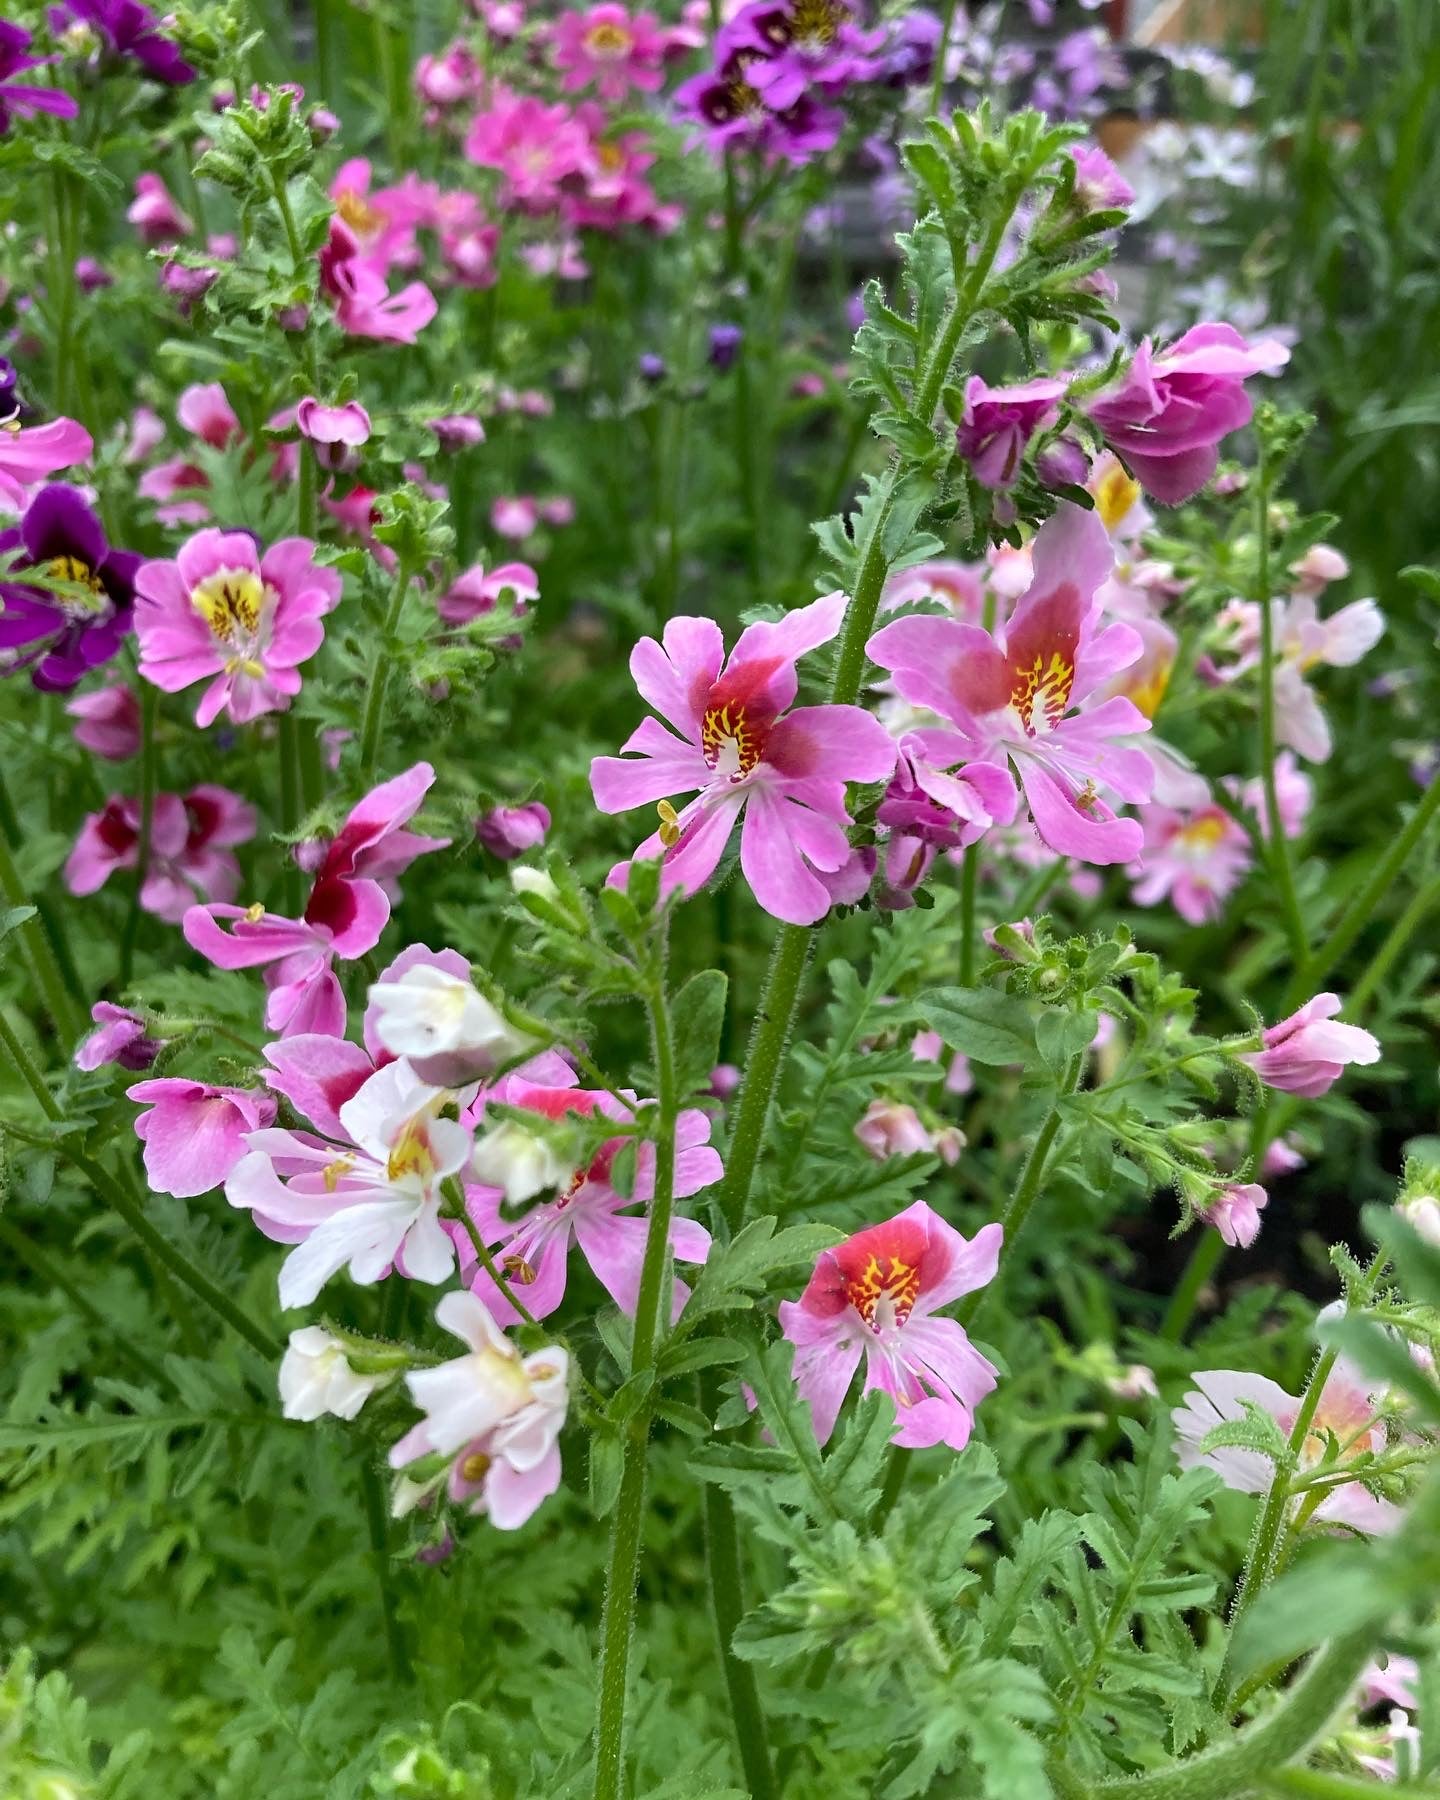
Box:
left=590, top=592, right=896, bottom=925
left=0, top=483, right=139, bottom=691
left=779, top=1201, right=1003, bottom=1449
left=673, top=42, right=843, bottom=164
left=59, top=0, right=196, bottom=85
left=867, top=504, right=1155, bottom=865
left=727, top=0, right=886, bottom=109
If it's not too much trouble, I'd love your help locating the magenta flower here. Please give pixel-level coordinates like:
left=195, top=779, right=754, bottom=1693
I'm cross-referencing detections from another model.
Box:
left=491, top=496, right=539, bottom=540
left=67, top=683, right=142, bottom=759
left=727, top=0, right=886, bottom=109
left=438, top=560, right=539, bottom=626
left=65, top=784, right=256, bottom=922
left=456, top=1065, right=717, bottom=1326
left=183, top=763, right=448, bottom=1038
left=1173, top=1365, right=1400, bottom=1534
left=956, top=374, right=1068, bottom=490
left=0, top=483, right=139, bottom=691
left=415, top=41, right=482, bottom=109
left=59, top=0, right=196, bottom=84
left=590, top=594, right=897, bottom=925
left=425, top=413, right=486, bottom=453
left=779, top=1202, right=1002, bottom=1449
left=319, top=219, right=438, bottom=344
left=464, top=91, right=597, bottom=212
left=134, top=528, right=342, bottom=727
left=75, top=1002, right=160, bottom=1073
left=0, top=417, right=92, bottom=510
left=477, top=801, right=550, bottom=860
left=1067, top=142, right=1134, bottom=212
left=127, top=172, right=192, bottom=245
left=867, top=505, right=1154, bottom=865
left=1199, top=1181, right=1267, bottom=1249
left=551, top=4, right=668, bottom=100
left=1128, top=799, right=1252, bottom=926
left=0, top=22, right=79, bottom=131
left=674, top=60, right=842, bottom=165
left=1086, top=324, right=1289, bottom=505
left=1238, top=993, right=1380, bottom=1099
left=128, top=1077, right=276, bottom=1199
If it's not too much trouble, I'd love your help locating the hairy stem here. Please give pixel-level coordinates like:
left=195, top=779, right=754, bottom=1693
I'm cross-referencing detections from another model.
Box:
left=359, top=560, right=415, bottom=778
left=1255, top=456, right=1308, bottom=967
left=358, top=1453, right=410, bottom=1684
left=0, top=812, right=86, bottom=1041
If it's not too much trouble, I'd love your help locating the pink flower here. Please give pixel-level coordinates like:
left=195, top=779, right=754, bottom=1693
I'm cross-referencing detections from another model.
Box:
left=64, top=785, right=256, bottom=922
left=1128, top=799, right=1252, bottom=925
left=134, top=528, right=342, bottom=727
left=910, top=1030, right=972, bottom=1095
left=127, top=172, right=192, bottom=245
left=425, top=413, right=485, bottom=453
left=1173, top=1365, right=1401, bottom=1534
left=0, top=417, right=93, bottom=510
left=779, top=1202, right=1002, bottom=1449
left=177, top=382, right=240, bottom=450
left=956, top=374, right=1067, bottom=491
left=438, top=560, right=539, bottom=625
left=183, top=764, right=447, bottom=1036
left=457, top=1063, right=718, bottom=1325
left=75, top=1002, right=159, bottom=1073
left=1238, top=750, right=1312, bottom=839
left=1067, top=142, right=1134, bottom=212
left=320, top=218, right=437, bottom=344
left=1291, top=543, right=1349, bottom=595
left=1085, top=324, right=1289, bottom=505
left=477, top=801, right=550, bottom=860
left=128, top=1077, right=276, bottom=1199
left=464, top=90, right=597, bottom=213
left=854, top=1099, right=935, bottom=1160
left=868, top=505, right=1154, bottom=865
left=881, top=560, right=986, bottom=622
left=66, top=683, right=141, bottom=759
left=389, top=1289, right=569, bottom=1531
left=551, top=4, right=668, bottom=99
left=490, top=496, right=539, bottom=540
left=590, top=594, right=897, bottom=925
left=1362, top=1655, right=1420, bottom=1714
left=228, top=1052, right=470, bottom=1308
left=539, top=495, right=575, bottom=527
left=1199, top=1181, right=1267, bottom=1248
left=1238, top=993, right=1380, bottom=1099
left=296, top=396, right=371, bottom=449
left=415, top=41, right=482, bottom=108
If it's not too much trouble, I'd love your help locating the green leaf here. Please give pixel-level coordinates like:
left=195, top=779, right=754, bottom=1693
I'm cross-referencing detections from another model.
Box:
left=921, top=987, right=1037, bottom=1066
left=671, top=969, right=728, bottom=1098
left=588, top=1430, right=624, bottom=1519
left=1036, top=1006, right=1098, bottom=1070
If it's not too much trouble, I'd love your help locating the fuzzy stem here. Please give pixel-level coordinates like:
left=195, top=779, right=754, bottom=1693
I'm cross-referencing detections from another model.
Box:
left=119, top=683, right=160, bottom=985
left=701, top=1444, right=778, bottom=1799
left=445, top=1181, right=539, bottom=1329
left=277, top=713, right=304, bottom=915
left=1255, top=458, right=1308, bottom=967
left=358, top=1453, right=410, bottom=1685
left=358, top=560, right=415, bottom=778
left=0, top=828, right=85, bottom=1041
left=593, top=963, right=681, bottom=1800
left=959, top=843, right=980, bottom=985
left=928, top=0, right=959, bottom=121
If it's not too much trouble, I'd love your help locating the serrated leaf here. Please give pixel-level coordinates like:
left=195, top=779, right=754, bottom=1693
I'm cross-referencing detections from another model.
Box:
left=922, top=987, right=1037, bottom=1066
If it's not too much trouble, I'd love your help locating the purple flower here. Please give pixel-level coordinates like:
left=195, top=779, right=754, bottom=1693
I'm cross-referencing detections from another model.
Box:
left=0, top=22, right=79, bottom=132
left=75, top=1002, right=160, bottom=1073
left=60, top=0, right=196, bottom=85
left=726, top=0, right=886, bottom=110
left=674, top=53, right=843, bottom=165
left=477, top=801, right=551, bottom=861
left=1068, top=143, right=1134, bottom=213
left=638, top=351, right=667, bottom=383
left=956, top=374, right=1067, bottom=491
left=0, top=483, right=139, bottom=691
left=875, top=8, right=941, bottom=87
left=708, top=323, right=744, bottom=370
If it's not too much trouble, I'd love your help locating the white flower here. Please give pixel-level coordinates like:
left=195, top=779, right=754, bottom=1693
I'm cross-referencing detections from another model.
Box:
left=278, top=1326, right=387, bottom=1421
left=368, top=963, right=535, bottom=1072
left=1399, top=1195, right=1440, bottom=1248
left=470, top=1117, right=570, bottom=1206
left=510, top=863, right=559, bottom=901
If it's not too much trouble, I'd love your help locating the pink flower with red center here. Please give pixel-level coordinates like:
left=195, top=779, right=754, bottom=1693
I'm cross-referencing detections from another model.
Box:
left=1173, top=1363, right=1400, bottom=1534
left=1238, top=993, right=1380, bottom=1099
left=134, top=528, right=342, bottom=727
left=551, top=4, right=668, bottom=100
left=319, top=218, right=438, bottom=344
left=590, top=593, right=897, bottom=925
left=126, top=171, right=192, bottom=245
left=880, top=559, right=986, bottom=622
left=1199, top=1180, right=1267, bottom=1248
left=464, top=90, right=597, bottom=214
left=867, top=505, right=1155, bottom=865
left=66, top=683, right=142, bottom=759
left=64, top=784, right=257, bottom=922
left=128, top=1077, right=276, bottom=1199
left=296, top=396, right=371, bottom=453
left=0, top=416, right=93, bottom=510
left=1127, top=799, right=1252, bottom=926
left=779, top=1202, right=1002, bottom=1449
left=176, top=382, right=240, bottom=449
left=183, top=764, right=449, bottom=1038
left=455, top=1063, right=718, bottom=1325
left=956, top=374, right=1068, bottom=491
left=1085, top=324, right=1289, bottom=505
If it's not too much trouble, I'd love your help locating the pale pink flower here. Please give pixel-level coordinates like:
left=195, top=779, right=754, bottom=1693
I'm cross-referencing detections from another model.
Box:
left=1173, top=1364, right=1401, bottom=1533
left=1238, top=750, right=1312, bottom=839
left=176, top=382, right=240, bottom=450
left=910, top=1029, right=973, bottom=1095
left=1128, top=799, right=1252, bottom=926
left=1290, top=543, right=1349, bottom=596
left=134, top=528, right=342, bottom=726
left=414, top=41, right=482, bottom=108
left=590, top=594, right=897, bottom=925
left=425, top=413, right=485, bottom=453
left=129, top=1076, right=276, bottom=1199
left=1361, top=1655, right=1420, bottom=1713
left=881, top=560, right=985, bottom=622
left=438, top=560, right=539, bottom=625
left=779, top=1202, right=1002, bottom=1450
left=868, top=505, right=1154, bottom=865
left=0, top=417, right=93, bottom=510
left=490, top=495, right=539, bottom=540
left=127, top=171, right=191, bottom=245
left=279, top=1326, right=388, bottom=1421
left=1199, top=1180, right=1267, bottom=1248
left=64, top=785, right=256, bottom=922
left=184, top=764, right=448, bottom=1039
left=1238, top=993, right=1380, bottom=1099
left=551, top=4, right=668, bottom=100
left=296, top=396, right=371, bottom=449
left=66, top=683, right=141, bottom=759
left=75, top=1002, right=159, bottom=1073
left=389, top=1289, right=569, bottom=1530
left=455, top=1063, right=717, bottom=1326
left=854, top=1099, right=935, bottom=1160
left=229, top=1051, right=471, bottom=1308
left=539, top=495, right=575, bottom=527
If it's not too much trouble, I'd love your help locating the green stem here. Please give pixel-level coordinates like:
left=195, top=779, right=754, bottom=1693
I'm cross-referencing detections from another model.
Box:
left=702, top=1463, right=779, bottom=1799
left=1260, top=1771, right=1438, bottom=1800
left=0, top=1001, right=62, bottom=1122
left=1255, top=459, right=1308, bottom=967
left=358, top=1454, right=410, bottom=1685
left=959, top=843, right=979, bottom=986
left=593, top=967, right=683, bottom=1800
left=1348, top=868, right=1440, bottom=1016
left=446, top=1183, right=538, bottom=1328
left=1159, top=1228, right=1226, bottom=1342
left=358, top=561, right=414, bottom=778
left=928, top=0, right=958, bottom=121
left=0, top=830, right=85, bottom=1041
left=277, top=714, right=304, bottom=915
left=119, top=683, right=160, bottom=985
